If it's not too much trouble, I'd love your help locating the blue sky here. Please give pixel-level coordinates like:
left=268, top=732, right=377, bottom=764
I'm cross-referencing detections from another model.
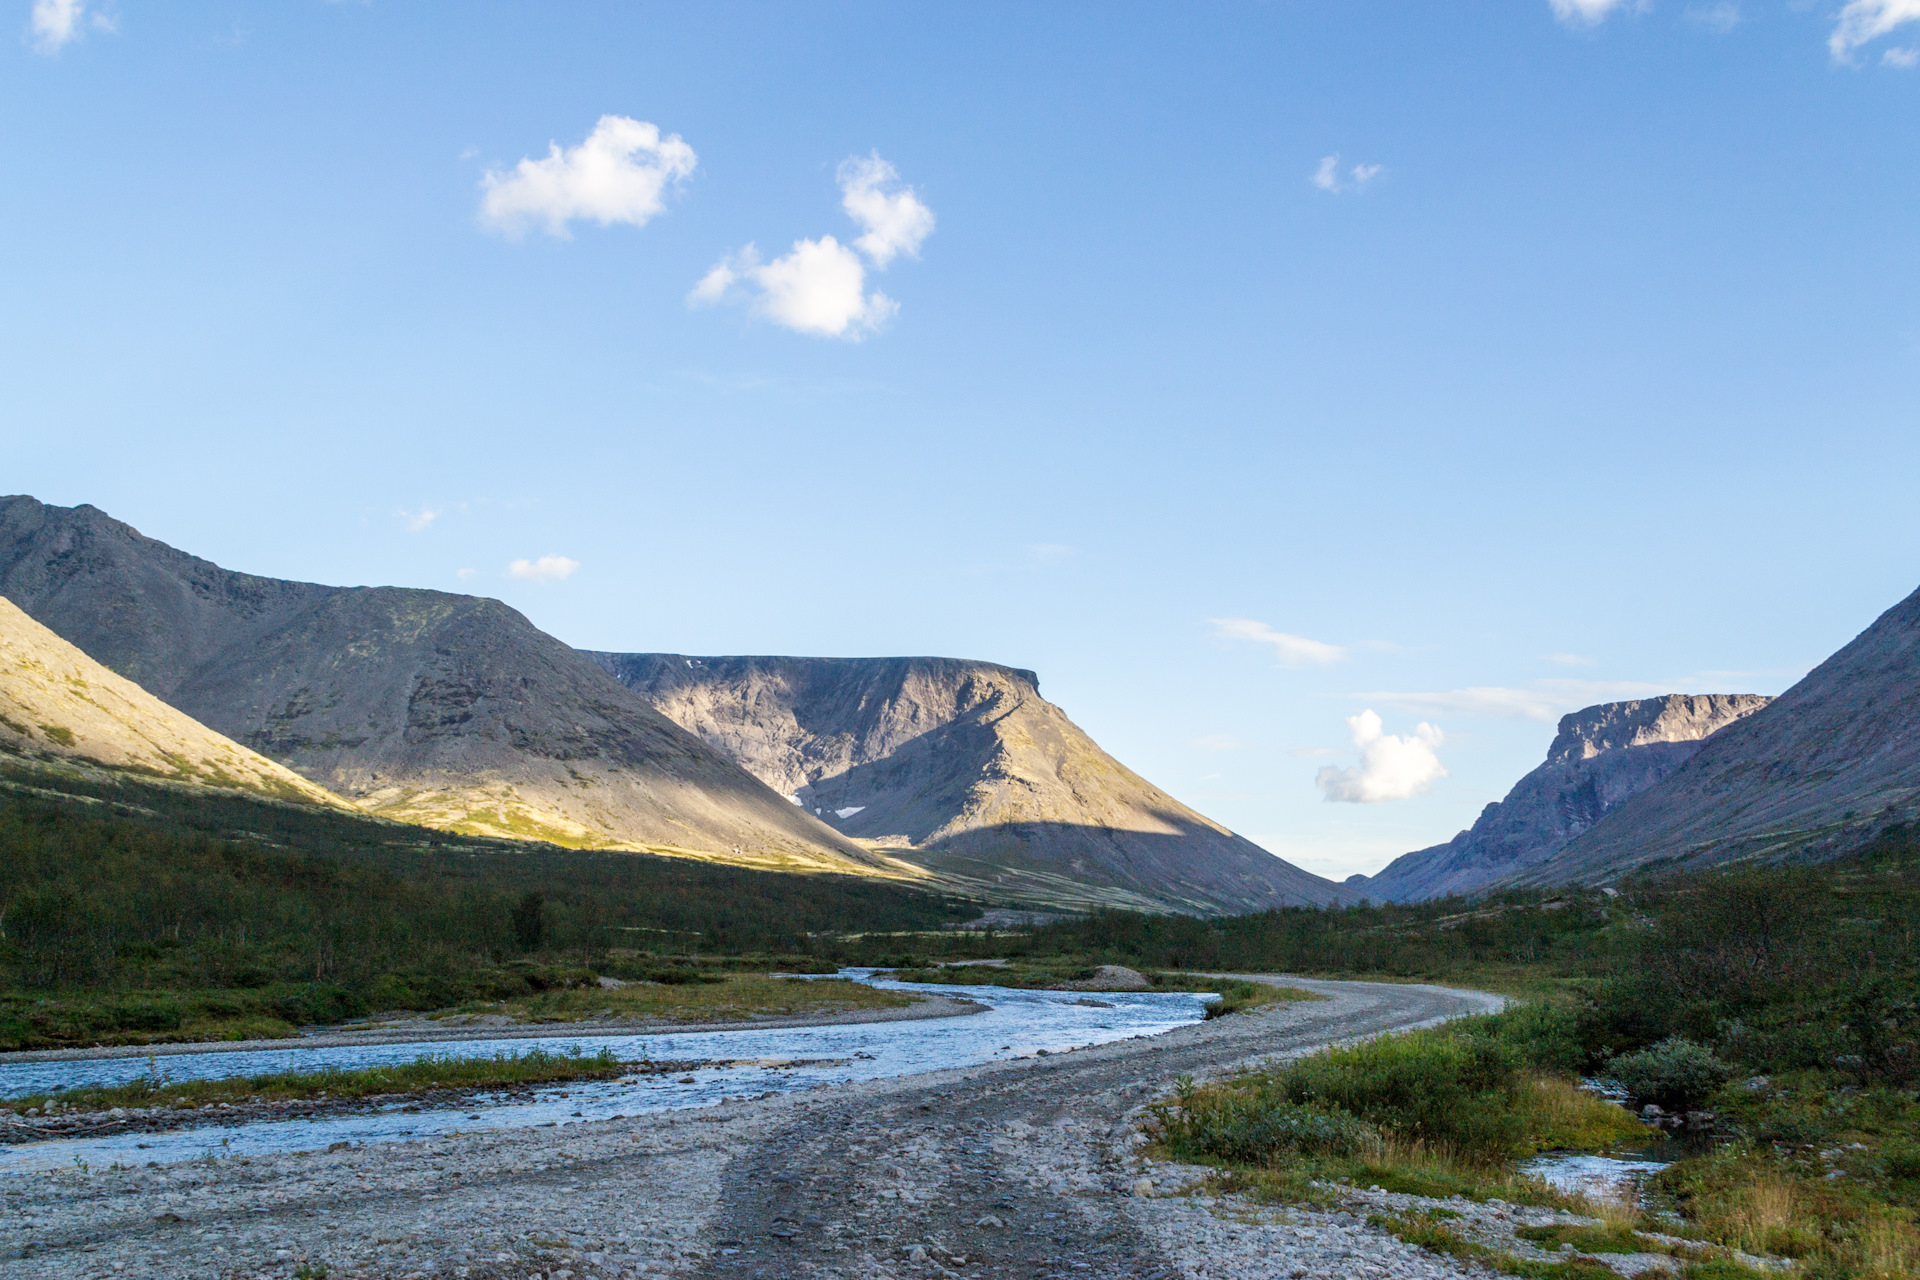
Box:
left=7, top=0, right=1918, bottom=880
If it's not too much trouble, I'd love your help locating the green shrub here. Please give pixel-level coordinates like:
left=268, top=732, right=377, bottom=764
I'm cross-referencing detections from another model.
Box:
left=1277, top=1029, right=1526, bottom=1158
left=1476, top=1003, right=1588, bottom=1073
left=1606, top=1037, right=1730, bottom=1109
left=1150, top=1077, right=1373, bottom=1163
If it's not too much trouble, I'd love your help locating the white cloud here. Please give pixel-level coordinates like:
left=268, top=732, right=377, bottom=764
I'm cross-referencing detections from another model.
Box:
left=30, top=0, right=91, bottom=52
left=1831, top=0, right=1920, bottom=60
left=839, top=154, right=935, bottom=266
left=1885, top=44, right=1920, bottom=65
left=480, top=116, right=695, bottom=239
left=399, top=507, right=440, bottom=532
left=1313, top=155, right=1385, bottom=194
left=1209, top=618, right=1347, bottom=667
left=1316, top=710, right=1447, bottom=804
left=456, top=568, right=478, bottom=581
left=692, top=153, right=929, bottom=340
left=1361, top=678, right=1680, bottom=723
left=1189, top=735, right=1248, bottom=753
left=1550, top=0, right=1634, bottom=26
left=507, top=554, right=580, bottom=583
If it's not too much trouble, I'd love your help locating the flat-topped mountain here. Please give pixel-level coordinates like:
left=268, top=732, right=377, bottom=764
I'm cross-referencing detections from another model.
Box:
left=1355, top=694, right=1771, bottom=902
left=0, top=497, right=899, bottom=877
left=0, top=593, right=356, bottom=809
left=1511, top=583, right=1920, bottom=886
left=590, top=652, right=1352, bottom=913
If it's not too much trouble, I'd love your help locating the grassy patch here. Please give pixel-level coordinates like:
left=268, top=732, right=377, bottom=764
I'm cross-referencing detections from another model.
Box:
left=6, top=1046, right=626, bottom=1115
left=890, top=962, right=1318, bottom=1016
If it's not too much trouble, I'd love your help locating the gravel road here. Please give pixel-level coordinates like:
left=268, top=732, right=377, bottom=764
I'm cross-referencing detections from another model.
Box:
left=1, top=978, right=1504, bottom=1280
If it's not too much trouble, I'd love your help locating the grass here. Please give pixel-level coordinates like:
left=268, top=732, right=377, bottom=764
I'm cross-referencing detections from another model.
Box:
left=457, top=974, right=915, bottom=1024
left=5, top=1046, right=627, bottom=1115
left=888, top=961, right=1319, bottom=1017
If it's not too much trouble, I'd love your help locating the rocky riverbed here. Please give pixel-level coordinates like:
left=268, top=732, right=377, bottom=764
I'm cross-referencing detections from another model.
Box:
left=1, top=978, right=1509, bottom=1280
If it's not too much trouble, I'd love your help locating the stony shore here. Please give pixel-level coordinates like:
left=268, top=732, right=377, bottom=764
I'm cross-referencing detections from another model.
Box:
left=2, top=978, right=1521, bottom=1280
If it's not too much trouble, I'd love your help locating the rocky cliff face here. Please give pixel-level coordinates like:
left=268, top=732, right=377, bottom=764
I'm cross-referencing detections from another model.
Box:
left=0, top=497, right=897, bottom=877
left=591, top=652, right=1352, bottom=914
left=0, top=594, right=356, bottom=809
left=1511, top=583, right=1920, bottom=886
left=1356, top=694, right=1771, bottom=902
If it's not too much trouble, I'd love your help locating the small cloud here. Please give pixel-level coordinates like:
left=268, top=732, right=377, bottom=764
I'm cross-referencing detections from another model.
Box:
left=1549, top=0, right=1637, bottom=27
left=507, top=554, right=580, bottom=583
left=458, top=144, right=480, bottom=161
left=1209, top=618, right=1346, bottom=667
left=456, top=568, right=478, bottom=581
left=1545, top=652, right=1597, bottom=667
left=1316, top=710, right=1447, bottom=804
left=1188, top=735, right=1248, bottom=753
left=691, top=153, right=929, bottom=340
left=1831, top=0, right=1920, bottom=62
left=29, top=0, right=88, bottom=52
left=1885, top=44, right=1920, bottom=65
left=399, top=507, right=440, bottom=533
left=1685, top=2, right=1742, bottom=33
left=480, top=115, right=696, bottom=239
left=1286, top=745, right=1341, bottom=759
left=1313, top=155, right=1385, bottom=194
left=1028, top=543, right=1075, bottom=565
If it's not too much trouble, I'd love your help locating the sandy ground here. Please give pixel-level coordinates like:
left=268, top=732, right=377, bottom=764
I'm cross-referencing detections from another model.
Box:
left=1, top=978, right=1541, bottom=1280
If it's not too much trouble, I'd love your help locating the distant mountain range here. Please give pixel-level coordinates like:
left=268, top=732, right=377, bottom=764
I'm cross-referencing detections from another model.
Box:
left=0, top=496, right=1345, bottom=913
left=1353, top=694, right=1771, bottom=902
left=592, top=653, right=1351, bottom=913
left=1508, top=583, right=1920, bottom=886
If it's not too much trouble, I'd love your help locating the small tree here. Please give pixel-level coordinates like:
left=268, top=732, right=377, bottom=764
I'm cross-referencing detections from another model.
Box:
left=511, top=891, right=545, bottom=952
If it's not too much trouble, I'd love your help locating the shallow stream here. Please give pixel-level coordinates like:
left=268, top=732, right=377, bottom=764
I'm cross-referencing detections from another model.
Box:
left=0, top=972, right=1213, bottom=1175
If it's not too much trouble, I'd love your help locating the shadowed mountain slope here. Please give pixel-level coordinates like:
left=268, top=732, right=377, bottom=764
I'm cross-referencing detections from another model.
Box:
left=0, top=594, right=357, bottom=809
left=1354, top=694, right=1770, bottom=902
left=0, top=497, right=902, bottom=877
left=589, top=653, right=1352, bottom=914
left=1509, top=583, right=1920, bottom=886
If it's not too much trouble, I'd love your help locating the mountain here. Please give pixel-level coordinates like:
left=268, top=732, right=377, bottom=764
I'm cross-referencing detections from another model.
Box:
left=588, top=652, right=1353, bottom=914
left=1508, top=584, right=1920, bottom=887
left=0, top=497, right=906, bottom=878
left=0, top=593, right=356, bottom=809
left=1353, top=694, right=1771, bottom=902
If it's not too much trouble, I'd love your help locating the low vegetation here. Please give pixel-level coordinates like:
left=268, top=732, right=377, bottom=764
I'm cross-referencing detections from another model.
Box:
left=886, top=960, right=1318, bottom=1016
left=447, top=973, right=913, bottom=1024
left=6, top=1046, right=628, bottom=1116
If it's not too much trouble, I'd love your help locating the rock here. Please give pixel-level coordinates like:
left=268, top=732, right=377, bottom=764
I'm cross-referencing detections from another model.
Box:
left=975, top=1215, right=1005, bottom=1228
left=1131, top=1178, right=1154, bottom=1197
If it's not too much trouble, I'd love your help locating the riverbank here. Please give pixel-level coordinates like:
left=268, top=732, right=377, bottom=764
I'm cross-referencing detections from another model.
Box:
left=0, top=990, right=986, bottom=1066
left=0, top=977, right=1505, bottom=1280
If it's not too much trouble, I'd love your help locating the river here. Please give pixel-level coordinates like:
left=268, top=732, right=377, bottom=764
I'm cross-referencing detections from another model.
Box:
left=0, top=972, right=1214, bottom=1175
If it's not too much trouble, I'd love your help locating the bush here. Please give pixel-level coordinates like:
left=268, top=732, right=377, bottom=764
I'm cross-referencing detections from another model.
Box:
left=1150, top=1077, right=1373, bottom=1163
left=1606, top=1036, right=1730, bottom=1109
left=1277, top=1029, right=1526, bottom=1159
left=1475, top=1003, right=1588, bottom=1073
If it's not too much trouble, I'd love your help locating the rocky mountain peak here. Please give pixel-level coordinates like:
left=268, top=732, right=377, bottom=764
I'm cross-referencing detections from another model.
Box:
left=1546, top=694, right=1773, bottom=765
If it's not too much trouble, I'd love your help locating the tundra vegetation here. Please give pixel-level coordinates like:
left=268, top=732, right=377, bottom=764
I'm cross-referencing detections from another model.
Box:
left=4, top=757, right=1916, bottom=1276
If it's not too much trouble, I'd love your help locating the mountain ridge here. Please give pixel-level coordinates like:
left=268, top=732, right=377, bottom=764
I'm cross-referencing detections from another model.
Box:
left=591, top=651, right=1353, bottom=913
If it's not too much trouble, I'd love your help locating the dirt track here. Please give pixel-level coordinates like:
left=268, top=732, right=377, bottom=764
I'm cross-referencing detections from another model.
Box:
left=0, top=978, right=1502, bottom=1280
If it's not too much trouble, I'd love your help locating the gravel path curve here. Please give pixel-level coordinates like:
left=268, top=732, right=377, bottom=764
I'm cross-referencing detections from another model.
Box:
left=0, top=978, right=1502, bottom=1280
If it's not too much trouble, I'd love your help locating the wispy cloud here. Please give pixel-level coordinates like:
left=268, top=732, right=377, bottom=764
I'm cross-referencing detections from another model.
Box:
left=1316, top=710, right=1447, bottom=804
left=29, top=0, right=110, bottom=52
left=1549, top=0, right=1638, bottom=27
left=1209, top=618, right=1347, bottom=667
left=1885, top=44, right=1920, bottom=66
left=1685, top=3, right=1742, bottom=33
left=456, top=568, right=478, bottom=581
left=480, top=116, right=696, bottom=239
left=1189, top=735, right=1248, bottom=753
left=399, top=507, right=440, bottom=533
left=1027, top=543, right=1075, bottom=566
left=691, top=153, right=931, bottom=340
left=1312, top=155, right=1385, bottom=194
left=507, top=554, right=580, bottom=583
left=1361, top=678, right=1682, bottom=723
left=1831, top=0, right=1920, bottom=61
